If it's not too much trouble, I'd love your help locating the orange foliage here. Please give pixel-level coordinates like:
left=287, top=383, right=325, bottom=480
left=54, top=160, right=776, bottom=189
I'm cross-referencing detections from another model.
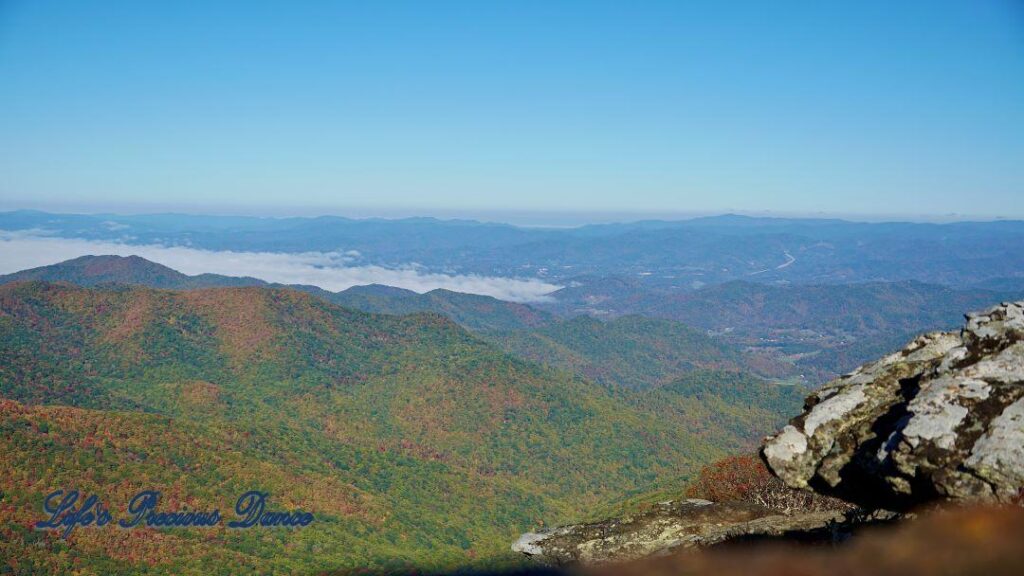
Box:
left=686, top=454, right=773, bottom=503
left=183, top=287, right=279, bottom=362
left=686, top=454, right=851, bottom=513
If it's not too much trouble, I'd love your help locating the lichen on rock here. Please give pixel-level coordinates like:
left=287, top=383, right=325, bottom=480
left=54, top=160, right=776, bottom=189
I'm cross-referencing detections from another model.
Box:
left=763, top=301, right=1024, bottom=509
left=511, top=499, right=847, bottom=566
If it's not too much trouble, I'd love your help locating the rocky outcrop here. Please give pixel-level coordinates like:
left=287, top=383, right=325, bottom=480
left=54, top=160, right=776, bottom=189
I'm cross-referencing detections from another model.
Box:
left=763, top=301, right=1024, bottom=509
left=512, top=301, right=1023, bottom=568
left=511, top=499, right=848, bottom=566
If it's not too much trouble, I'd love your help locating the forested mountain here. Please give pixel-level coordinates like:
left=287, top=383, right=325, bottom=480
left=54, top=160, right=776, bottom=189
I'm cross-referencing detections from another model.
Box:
left=0, top=254, right=265, bottom=289
left=540, top=277, right=1023, bottom=382
left=9, top=255, right=1020, bottom=386
left=0, top=255, right=555, bottom=333
left=0, top=281, right=799, bottom=573
left=330, top=285, right=555, bottom=332
left=488, top=316, right=758, bottom=390
left=543, top=277, right=1020, bottom=333
left=0, top=256, right=773, bottom=388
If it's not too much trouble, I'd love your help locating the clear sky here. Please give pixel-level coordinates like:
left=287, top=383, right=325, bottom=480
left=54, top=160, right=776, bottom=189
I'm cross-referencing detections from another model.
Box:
left=1, top=1, right=1022, bottom=220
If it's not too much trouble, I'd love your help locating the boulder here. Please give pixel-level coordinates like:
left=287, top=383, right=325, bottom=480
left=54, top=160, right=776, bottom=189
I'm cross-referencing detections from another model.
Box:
left=511, top=499, right=847, bottom=566
left=763, top=301, right=1024, bottom=509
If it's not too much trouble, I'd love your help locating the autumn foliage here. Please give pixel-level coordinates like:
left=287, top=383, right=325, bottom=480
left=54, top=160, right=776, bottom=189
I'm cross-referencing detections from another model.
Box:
left=685, top=454, right=853, bottom=514
left=0, top=282, right=808, bottom=573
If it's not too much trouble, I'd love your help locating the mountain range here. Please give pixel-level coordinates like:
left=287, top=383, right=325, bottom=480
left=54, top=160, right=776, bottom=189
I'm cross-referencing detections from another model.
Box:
left=0, top=254, right=550, bottom=333
left=0, top=255, right=778, bottom=387
left=5, top=254, right=1020, bottom=385
left=3, top=212, right=1022, bottom=572
left=542, top=274, right=1024, bottom=381
left=4, top=210, right=1024, bottom=287
left=0, top=278, right=803, bottom=573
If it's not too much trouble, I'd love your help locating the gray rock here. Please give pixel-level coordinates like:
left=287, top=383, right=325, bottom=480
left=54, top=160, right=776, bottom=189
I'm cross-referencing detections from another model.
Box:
left=511, top=499, right=847, bottom=566
left=763, top=301, right=1024, bottom=509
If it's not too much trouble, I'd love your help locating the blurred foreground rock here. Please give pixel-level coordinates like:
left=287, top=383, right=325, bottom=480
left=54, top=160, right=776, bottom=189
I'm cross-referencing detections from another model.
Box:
left=511, top=499, right=849, bottom=566
left=583, top=505, right=1024, bottom=576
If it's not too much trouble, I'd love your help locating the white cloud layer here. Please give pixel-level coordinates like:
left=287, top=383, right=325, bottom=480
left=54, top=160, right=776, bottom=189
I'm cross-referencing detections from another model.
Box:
left=0, top=231, right=561, bottom=303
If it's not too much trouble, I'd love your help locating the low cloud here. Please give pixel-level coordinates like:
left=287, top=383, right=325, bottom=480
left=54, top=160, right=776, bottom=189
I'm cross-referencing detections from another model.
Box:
left=0, top=231, right=561, bottom=303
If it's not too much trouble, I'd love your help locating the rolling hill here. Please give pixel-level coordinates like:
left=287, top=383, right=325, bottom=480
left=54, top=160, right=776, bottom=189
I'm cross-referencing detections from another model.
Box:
left=541, top=276, right=1023, bottom=381
left=0, top=255, right=554, bottom=333
left=13, top=255, right=1017, bottom=386
left=330, top=284, right=555, bottom=333
left=488, top=315, right=754, bottom=390
left=0, top=281, right=800, bottom=573
left=0, top=253, right=265, bottom=289
left=1, top=256, right=778, bottom=389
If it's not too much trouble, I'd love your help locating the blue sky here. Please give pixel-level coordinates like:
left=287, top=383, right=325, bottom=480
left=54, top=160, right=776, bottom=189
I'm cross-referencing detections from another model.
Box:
left=1, top=1, right=1022, bottom=220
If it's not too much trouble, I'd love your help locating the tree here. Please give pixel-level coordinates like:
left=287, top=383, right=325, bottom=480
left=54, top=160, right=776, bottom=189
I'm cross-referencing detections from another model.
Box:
left=685, top=454, right=854, bottom=514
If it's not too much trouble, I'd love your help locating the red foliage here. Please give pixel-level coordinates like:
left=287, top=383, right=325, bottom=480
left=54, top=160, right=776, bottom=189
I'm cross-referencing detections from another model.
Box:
left=686, top=454, right=853, bottom=513
left=685, top=455, right=772, bottom=503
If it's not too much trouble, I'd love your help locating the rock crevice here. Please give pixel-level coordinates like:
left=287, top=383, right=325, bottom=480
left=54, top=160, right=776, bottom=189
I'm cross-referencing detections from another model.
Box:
left=763, top=301, right=1024, bottom=508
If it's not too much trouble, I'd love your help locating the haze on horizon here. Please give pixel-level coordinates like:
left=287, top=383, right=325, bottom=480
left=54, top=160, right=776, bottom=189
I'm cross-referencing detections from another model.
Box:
left=1, top=1, right=1022, bottom=218
left=2, top=204, right=1023, bottom=229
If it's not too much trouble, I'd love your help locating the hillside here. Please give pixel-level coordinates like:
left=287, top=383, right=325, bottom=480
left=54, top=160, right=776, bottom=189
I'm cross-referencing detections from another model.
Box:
left=0, top=255, right=553, bottom=333
left=489, top=316, right=753, bottom=390
left=545, top=277, right=1018, bottom=334
left=0, top=281, right=800, bottom=573
left=542, top=277, right=1022, bottom=381
left=331, top=285, right=555, bottom=332
left=0, top=254, right=266, bottom=289
left=1, top=257, right=772, bottom=388
left=14, top=255, right=1018, bottom=386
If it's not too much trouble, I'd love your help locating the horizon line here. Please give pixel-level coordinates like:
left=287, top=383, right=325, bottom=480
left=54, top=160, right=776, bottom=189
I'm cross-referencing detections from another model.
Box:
left=1, top=203, right=1022, bottom=228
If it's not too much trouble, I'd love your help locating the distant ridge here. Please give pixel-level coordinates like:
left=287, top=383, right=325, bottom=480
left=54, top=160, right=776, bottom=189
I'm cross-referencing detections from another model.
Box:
left=6, top=210, right=1024, bottom=287
left=0, top=255, right=553, bottom=332
left=0, top=255, right=783, bottom=387
left=0, top=254, right=267, bottom=289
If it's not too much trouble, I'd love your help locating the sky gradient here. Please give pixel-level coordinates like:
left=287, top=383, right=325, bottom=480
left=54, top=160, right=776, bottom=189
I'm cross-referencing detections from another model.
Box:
left=1, top=1, right=1022, bottom=220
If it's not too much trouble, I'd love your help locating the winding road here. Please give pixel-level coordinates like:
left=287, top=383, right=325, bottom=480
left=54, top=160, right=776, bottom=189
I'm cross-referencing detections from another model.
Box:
left=748, top=250, right=797, bottom=275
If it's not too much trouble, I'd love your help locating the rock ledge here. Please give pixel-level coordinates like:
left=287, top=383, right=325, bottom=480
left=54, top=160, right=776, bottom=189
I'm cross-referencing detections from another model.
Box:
left=511, top=499, right=847, bottom=566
